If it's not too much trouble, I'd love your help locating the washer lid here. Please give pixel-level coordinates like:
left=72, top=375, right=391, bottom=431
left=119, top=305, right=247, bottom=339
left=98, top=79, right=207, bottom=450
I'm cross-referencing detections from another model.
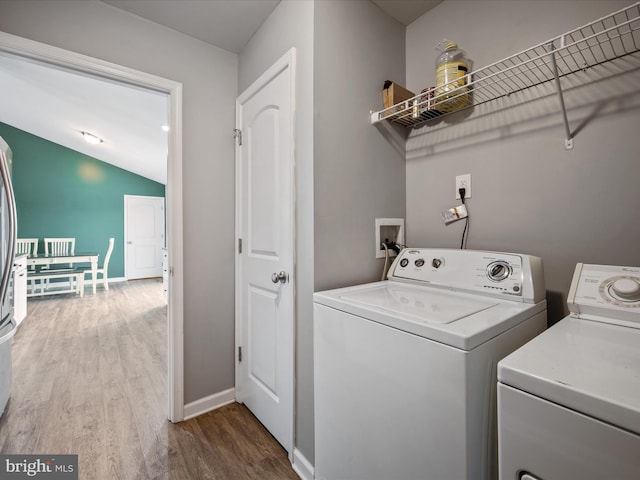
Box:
left=314, top=280, right=545, bottom=350
left=339, top=283, right=494, bottom=324
left=498, top=316, right=640, bottom=435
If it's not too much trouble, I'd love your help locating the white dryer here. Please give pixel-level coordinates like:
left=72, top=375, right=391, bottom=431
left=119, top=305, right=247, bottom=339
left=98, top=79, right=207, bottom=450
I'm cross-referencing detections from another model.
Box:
left=498, top=263, right=640, bottom=480
left=314, top=248, right=547, bottom=480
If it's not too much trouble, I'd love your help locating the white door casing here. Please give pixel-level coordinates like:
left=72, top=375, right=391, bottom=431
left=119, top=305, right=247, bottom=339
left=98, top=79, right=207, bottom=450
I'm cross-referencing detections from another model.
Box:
left=235, top=48, right=296, bottom=456
left=125, top=195, right=166, bottom=280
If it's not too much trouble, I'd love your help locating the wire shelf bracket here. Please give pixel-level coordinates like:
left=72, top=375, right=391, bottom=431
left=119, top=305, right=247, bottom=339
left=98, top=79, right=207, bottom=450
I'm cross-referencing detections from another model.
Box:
left=548, top=41, right=574, bottom=149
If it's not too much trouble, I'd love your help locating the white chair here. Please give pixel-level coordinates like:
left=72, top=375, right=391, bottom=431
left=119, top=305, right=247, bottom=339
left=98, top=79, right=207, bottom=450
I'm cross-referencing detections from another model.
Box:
left=80, top=237, right=114, bottom=291
left=17, top=238, right=39, bottom=273
left=44, top=237, right=75, bottom=256
left=42, top=238, right=76, bottom=282
left=16, top=238, right=38, bottom=257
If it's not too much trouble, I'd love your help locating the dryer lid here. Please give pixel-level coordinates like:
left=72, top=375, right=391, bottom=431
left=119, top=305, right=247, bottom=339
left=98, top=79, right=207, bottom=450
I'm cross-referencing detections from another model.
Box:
left=498, top=316, right=640, bottom=435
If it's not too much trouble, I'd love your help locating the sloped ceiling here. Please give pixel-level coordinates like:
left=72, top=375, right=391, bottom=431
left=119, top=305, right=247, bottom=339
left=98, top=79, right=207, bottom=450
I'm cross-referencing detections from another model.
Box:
left=0, top=51, right=169, bottom=184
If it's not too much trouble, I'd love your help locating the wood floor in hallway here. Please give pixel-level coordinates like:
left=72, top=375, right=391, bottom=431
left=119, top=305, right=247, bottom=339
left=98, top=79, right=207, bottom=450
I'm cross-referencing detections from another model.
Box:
left=0, top=279, right=299, bottom=480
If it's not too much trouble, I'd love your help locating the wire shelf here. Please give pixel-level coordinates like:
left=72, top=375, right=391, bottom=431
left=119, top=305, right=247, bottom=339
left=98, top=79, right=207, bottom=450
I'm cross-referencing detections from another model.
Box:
left=371, top=2, right=640, bottom=133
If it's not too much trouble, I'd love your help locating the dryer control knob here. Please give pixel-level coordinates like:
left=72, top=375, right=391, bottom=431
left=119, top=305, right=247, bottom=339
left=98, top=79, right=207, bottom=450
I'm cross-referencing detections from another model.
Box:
left=610, top=277, right=640, bottom=302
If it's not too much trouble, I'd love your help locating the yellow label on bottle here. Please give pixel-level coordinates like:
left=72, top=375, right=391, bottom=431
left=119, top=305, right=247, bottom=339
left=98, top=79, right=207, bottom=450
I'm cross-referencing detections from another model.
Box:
left=435, top=61, right=470, bottom=112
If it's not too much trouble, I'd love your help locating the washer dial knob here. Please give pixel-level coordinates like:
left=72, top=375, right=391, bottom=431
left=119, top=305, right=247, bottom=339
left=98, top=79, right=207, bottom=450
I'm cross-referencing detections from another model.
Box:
left=487, top=261, right=512, bottom=282
left=432, top=258, right=444, bottom=269
left=610, top=277, right=640, bottom=302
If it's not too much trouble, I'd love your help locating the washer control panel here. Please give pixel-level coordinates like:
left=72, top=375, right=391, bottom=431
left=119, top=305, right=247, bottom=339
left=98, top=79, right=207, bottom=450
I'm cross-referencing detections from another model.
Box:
left=388, top=248, right=545, bottom=303
left=568, top=263, right=640, bottom=325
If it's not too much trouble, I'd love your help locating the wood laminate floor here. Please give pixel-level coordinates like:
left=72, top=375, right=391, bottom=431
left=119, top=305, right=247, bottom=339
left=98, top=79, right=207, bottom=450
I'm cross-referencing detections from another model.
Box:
left=0, top=279, right=299, bottom=480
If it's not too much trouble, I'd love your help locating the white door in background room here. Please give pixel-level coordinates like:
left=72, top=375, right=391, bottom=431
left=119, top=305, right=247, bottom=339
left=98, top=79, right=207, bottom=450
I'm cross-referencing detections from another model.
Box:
left=235, top=48, right=296, bottom=455
left=125, top=195, right=165, bottom=280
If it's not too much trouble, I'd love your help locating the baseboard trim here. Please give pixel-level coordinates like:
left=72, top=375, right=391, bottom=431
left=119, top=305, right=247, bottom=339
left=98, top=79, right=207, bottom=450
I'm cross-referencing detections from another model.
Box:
left=292, top=448, right=314, bottom=480
left=183, top=387, right=235, bottom=421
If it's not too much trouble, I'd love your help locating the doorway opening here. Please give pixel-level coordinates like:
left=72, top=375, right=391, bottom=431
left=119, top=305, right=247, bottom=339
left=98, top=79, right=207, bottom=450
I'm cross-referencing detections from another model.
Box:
left=0, top=32, right=185, bottom=421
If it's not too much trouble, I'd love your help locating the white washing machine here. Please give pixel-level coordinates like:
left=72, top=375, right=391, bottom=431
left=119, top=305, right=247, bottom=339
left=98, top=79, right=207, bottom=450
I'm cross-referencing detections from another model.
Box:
left=497, top=263, right=640, bottom=480
left=314, top=248, right=547, bottom=480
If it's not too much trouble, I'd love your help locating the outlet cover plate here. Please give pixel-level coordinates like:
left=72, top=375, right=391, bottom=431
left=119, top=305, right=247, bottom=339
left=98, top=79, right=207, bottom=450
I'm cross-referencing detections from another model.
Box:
left=456, top=174, right=471, bottom=199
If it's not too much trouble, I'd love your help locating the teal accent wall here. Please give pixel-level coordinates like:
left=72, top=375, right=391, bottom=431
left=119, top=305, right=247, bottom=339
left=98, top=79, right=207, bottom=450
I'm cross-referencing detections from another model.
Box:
left=0, top=122, right=165, bottom=279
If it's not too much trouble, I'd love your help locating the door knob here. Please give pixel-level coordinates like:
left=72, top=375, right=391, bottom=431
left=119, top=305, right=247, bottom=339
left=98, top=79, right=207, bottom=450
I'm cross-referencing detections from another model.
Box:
left=271, top=271, right=288, bottom=284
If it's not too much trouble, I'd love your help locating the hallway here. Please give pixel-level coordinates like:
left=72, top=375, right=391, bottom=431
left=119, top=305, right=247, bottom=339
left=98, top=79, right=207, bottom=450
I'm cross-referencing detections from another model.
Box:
left=0, top=279, right=298, bottom=479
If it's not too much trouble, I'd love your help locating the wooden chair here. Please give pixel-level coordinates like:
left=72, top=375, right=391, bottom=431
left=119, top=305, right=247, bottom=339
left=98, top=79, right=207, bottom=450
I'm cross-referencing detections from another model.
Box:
left=79, top=237, right=114, bottom=291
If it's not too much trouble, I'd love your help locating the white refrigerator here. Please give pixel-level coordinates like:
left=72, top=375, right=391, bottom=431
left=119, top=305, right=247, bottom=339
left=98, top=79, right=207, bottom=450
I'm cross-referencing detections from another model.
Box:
left=0, top=135, right=17, bottom=417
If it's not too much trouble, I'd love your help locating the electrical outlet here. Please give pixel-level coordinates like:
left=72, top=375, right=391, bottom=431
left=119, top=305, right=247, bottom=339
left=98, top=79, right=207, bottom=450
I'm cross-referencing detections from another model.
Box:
left=456, top=174, right=471, bottom=199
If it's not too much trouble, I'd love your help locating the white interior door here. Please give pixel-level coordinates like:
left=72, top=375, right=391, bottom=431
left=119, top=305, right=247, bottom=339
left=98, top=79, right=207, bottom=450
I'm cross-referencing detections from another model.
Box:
left=235, top=49, right=296, bottom=455
left=125, top=195, right=165, bottom=280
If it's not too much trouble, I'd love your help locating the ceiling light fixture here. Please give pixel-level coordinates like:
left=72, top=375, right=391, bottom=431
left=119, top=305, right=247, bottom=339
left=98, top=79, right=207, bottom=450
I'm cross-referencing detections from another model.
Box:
left=161, top=125, right=170, bottom=132
left=81, top=131, right=103, bottom=145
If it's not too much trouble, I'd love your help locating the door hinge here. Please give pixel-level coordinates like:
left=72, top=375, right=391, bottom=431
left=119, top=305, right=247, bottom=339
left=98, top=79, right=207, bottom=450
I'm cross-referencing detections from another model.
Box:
left=238, top=238, right=242, bottom=254
left=233, top=128, right=242, bottom=146
left=238, top=346, right=242, bottom=362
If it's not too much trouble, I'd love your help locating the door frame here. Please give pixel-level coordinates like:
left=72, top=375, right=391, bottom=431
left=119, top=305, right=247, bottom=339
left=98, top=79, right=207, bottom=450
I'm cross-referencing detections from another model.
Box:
left=235, top=48, right=297, bottom=458
left=0, top=32, right=185, bottom=422
left=124, top=194, right=166, bottom=280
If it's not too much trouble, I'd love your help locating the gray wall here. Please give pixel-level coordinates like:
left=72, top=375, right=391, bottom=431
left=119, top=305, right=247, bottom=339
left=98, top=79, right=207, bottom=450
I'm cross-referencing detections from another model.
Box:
left=314, top=0, right=406, bottom=292
left=238, top=0, right=316, bottom=462
left=0, top=0, right=238, bottom=403
left=239, top=0, right=406, bottom=464
left=312, top=0, right=406, bottom=462
left=406, top=0, right=640, bottom=323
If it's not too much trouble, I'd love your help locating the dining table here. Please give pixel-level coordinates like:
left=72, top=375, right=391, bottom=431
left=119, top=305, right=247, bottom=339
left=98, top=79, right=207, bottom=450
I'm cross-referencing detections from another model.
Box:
left=27, top=252, right=100, bottom=294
